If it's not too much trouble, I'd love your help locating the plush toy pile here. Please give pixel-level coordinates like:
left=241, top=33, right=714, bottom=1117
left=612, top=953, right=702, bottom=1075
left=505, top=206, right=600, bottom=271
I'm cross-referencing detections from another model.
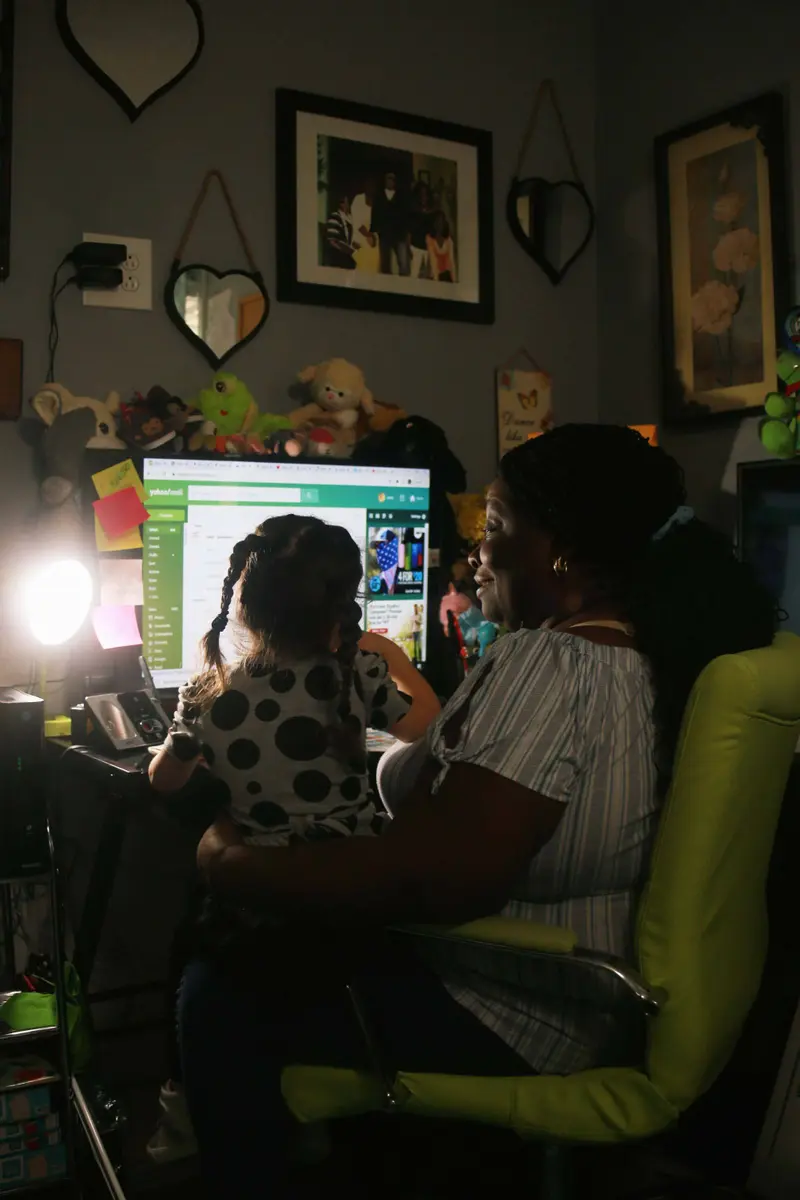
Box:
left=760, top=307, right=800, bottom=458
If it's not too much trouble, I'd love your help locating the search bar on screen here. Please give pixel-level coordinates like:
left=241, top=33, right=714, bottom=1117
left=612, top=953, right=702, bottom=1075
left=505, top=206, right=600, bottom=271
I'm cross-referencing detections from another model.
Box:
left=188, top=486, right=303, bottom=503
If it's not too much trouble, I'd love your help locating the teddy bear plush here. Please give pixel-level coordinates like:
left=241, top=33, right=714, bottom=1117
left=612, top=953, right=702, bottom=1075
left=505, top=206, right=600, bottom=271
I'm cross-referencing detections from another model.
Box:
left=289, top=358, right=375, bottom=457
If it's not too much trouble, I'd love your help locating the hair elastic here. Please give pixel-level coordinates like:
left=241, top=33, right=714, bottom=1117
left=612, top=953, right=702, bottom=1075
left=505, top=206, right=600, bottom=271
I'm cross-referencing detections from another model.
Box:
left=651, top=505, right=694, bottom=543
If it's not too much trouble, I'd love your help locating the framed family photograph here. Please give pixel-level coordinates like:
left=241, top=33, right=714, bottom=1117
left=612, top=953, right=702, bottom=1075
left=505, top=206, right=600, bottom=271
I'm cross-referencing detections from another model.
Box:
left=275, top=88, right=494, bottom=324
left=654, top=92, right=789, bottom=426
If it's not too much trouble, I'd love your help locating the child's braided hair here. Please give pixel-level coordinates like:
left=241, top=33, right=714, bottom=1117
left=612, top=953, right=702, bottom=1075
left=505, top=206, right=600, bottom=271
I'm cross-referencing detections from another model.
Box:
left=193, top=515, right=364, bottom=761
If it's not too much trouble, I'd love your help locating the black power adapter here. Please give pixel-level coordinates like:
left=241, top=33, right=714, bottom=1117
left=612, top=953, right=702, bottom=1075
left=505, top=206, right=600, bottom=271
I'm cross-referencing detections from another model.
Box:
left=69, top=241, right=127, bottom=269
left=75, top=265, right=123, bottom=290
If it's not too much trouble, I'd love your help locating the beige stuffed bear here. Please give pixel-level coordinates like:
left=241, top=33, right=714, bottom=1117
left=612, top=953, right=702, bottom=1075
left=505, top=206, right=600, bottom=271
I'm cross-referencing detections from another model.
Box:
left=289, top=358, right=375, bottom=457
left=32, top=383, right=126, bottom=449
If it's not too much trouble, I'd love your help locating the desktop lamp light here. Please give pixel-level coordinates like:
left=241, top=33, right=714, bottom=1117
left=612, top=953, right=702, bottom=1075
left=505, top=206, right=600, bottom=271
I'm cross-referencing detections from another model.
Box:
left=21, top=557, right=93, bottom=737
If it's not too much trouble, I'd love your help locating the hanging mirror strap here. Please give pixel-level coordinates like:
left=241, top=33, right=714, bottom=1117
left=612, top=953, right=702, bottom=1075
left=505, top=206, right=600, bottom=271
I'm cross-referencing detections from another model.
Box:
left=171, top=168, right=263, bottom=278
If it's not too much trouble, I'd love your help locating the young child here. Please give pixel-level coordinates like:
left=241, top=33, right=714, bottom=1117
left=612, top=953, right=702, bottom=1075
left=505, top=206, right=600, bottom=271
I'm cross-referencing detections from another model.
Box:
left=145, top=514, right=439, bottom=1163
left=149, top=513, right=437, bottom=843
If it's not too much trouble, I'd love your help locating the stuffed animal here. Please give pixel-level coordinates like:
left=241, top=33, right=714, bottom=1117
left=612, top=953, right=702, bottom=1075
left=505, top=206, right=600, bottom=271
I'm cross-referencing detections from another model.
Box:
left=192, top=373, right=292, bottom=454
left=31, top=383, right=125, bottom=449
left=458, top=605, right=498, bottom=659
left=289, top=358, right=375, bottom=457
left=118, top=386, right=205, bottom=452
left=759, top=349, right=800, bottom=458
left=30, top=383, right=126, bottom=506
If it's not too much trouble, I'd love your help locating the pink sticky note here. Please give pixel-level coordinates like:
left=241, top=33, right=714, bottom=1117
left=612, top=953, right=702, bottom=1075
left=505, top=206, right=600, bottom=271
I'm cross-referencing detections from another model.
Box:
left=92, top=487, right=149, bottom=539
left=91, top=605, right=142, bottom=650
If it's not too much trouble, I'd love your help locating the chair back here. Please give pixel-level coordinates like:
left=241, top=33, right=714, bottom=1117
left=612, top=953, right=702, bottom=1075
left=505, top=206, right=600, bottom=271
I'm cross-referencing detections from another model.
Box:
left=638, top=632, right=800, bottom=1111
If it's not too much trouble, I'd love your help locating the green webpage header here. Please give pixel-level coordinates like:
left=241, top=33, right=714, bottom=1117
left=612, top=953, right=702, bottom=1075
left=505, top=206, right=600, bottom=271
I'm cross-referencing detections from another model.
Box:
left=145, top=480, right=430, bottom=512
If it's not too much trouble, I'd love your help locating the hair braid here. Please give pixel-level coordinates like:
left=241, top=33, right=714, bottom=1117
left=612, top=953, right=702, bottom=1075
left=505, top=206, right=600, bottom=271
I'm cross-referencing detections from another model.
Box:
left=200, top=532, right=266, bottom=687
left=329, top=600, right=363, bottom=764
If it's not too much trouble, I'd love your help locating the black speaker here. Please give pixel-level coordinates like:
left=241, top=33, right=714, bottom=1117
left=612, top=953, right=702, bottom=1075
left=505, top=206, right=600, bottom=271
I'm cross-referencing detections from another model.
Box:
left=0, top=689, right=49, bottom=876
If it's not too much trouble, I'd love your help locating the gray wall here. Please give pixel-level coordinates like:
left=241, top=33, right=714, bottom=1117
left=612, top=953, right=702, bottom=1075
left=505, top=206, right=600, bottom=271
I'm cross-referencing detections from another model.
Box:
left=594, top=0, right=798, bottom=532
left=0, top=0, right=598, bottom=683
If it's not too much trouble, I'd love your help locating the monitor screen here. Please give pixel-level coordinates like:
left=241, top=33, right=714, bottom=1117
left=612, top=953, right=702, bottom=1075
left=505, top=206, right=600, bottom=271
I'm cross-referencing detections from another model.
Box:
left=142, top=457, right=431, bottom=690
left=739, top=462, right=800, bottom=635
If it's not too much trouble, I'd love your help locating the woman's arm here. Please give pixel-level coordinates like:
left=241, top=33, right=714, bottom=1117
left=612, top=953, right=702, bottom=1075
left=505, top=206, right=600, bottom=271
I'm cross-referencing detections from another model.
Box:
left=358, top=630, right=440, bottom=740
left=199, top=761, right=564, bottom=926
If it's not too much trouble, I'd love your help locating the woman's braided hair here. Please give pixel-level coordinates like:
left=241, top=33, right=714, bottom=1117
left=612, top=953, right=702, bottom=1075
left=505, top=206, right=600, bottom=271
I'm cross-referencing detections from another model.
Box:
left=194, top=514, right=364, bottom=762
left=499, top=424, right=779, bottom=791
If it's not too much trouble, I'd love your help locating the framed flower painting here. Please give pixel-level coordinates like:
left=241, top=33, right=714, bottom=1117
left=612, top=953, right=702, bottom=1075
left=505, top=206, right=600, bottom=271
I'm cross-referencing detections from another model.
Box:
left=654, top=93, right=789, bottom=425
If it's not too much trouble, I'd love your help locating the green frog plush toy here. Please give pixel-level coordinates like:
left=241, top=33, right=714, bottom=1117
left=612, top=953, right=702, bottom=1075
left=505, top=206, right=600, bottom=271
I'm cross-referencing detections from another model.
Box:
left=759, top=349, right=800, bottom=459
left=191, top=372, right=292, bottom=453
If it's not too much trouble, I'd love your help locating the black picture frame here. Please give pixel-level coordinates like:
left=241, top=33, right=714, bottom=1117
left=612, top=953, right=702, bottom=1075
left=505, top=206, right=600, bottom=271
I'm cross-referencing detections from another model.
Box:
left=275, top=88, right=494, bottom=325
left=654, top=92, right=790, bottom=427
left=163, top=261, right=270, bottom=369
left=0, top=0, right=14, bottom=281
left=54, top=0, right=204, bottom=123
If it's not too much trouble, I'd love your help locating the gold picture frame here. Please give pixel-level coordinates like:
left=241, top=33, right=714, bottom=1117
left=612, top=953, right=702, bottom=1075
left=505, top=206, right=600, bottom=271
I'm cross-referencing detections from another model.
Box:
left=654, top=93, right=789, bottom=426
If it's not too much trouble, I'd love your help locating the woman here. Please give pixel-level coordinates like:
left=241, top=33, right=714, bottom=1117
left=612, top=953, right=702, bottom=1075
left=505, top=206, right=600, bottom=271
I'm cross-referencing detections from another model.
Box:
left=179, top=425, right=778, bottom=1195
left=426, top=211, right=457, bottom=282
left=351, top=182, right=380, bottom=273
left=408, top=181, right=435, bottom=278
left=324, top=195, right=356, bottom=270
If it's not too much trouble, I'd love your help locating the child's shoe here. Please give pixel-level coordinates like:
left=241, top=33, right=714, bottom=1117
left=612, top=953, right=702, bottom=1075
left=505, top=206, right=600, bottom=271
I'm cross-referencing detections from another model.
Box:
left=145, top=1080, right=197, bottom=1164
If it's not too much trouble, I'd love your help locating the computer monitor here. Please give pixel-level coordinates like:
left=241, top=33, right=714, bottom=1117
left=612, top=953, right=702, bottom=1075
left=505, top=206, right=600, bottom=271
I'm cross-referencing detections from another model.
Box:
left=738, top=459, right=800, bottom=634
left=142, top=457, right=431, bottom=690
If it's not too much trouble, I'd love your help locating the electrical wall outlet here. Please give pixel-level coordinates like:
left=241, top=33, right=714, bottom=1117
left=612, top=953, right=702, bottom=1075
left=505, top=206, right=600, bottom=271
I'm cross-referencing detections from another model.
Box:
left=82, top=233, right=153, bottom=311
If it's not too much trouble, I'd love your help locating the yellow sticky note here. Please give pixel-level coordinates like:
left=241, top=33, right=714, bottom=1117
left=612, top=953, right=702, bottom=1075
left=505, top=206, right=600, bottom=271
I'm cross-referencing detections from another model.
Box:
left=92, top=459, right=145, bottom=502
left=94, top=515, right=142, bottom=553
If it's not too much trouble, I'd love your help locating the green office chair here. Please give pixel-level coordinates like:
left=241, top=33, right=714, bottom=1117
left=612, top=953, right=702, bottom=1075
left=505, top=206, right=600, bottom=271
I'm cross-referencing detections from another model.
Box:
left=282, top=633, right=800, bottom=1197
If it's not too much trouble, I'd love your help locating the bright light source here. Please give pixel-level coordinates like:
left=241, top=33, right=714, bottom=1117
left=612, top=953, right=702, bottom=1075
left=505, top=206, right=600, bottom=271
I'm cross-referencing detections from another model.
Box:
left=23, top=559, right=93, bottom=646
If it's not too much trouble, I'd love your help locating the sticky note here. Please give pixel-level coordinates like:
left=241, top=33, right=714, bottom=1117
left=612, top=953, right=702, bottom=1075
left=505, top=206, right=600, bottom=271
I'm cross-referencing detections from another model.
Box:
left=91, top=605, right=142, bottom=650
left=92, top=459, right=145, bottom=502
left=93, top=487, right=149, bottom=538
left=99, top=558, right=143, bottom=607
left=94, top=517, right=142, bottom=553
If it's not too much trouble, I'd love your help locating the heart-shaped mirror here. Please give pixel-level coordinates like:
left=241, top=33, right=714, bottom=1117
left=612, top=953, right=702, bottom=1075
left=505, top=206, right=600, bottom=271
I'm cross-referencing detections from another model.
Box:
left=506, top=176, right=596, bottom=286
left=55, top=0, right=204, bottom=122
left=165, top=265, right=270, bottom=368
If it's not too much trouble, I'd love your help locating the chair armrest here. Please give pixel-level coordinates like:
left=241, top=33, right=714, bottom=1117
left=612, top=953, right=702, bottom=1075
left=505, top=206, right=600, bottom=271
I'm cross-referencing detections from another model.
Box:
left=393, top=918, right=665, bottom=1014
left=396, top=917, right=577, bottom=955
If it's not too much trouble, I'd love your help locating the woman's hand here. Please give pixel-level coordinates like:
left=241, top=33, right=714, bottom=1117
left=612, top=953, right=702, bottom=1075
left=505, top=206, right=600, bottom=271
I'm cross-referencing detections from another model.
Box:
left=198, top=814, right=244, bottom=882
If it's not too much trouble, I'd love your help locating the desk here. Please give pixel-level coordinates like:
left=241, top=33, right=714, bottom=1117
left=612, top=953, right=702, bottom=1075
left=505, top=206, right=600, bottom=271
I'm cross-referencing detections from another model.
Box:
left=48, top=743, right=157, bottom=1012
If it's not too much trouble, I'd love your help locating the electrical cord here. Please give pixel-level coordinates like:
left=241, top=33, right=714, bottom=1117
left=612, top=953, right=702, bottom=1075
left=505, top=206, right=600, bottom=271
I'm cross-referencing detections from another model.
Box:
left=46, top=255, right=76, bottom=382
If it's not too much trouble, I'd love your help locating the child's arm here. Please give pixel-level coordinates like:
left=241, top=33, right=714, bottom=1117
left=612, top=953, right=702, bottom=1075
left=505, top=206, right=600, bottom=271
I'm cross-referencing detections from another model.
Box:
left=148, top=734, right=203, bottom=794
left=148, top=684, right=205, bottom=794
left=358, top=632, right=440, bottom=742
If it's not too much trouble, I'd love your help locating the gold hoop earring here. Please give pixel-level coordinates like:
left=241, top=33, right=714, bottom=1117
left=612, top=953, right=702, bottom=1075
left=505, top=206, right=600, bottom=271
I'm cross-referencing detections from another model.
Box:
left=552, top=556, right=568, bottom=578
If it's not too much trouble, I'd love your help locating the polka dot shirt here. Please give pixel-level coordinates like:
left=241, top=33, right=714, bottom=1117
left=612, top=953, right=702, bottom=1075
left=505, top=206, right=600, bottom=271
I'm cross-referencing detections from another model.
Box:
left=166, top=650, right=410, bottom=845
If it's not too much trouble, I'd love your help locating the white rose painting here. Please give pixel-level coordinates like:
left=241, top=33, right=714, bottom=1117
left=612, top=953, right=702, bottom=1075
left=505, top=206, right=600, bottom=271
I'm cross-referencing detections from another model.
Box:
left=656, top=93, right=786, bottom=424
left=687, top=140, right=762, bottom=390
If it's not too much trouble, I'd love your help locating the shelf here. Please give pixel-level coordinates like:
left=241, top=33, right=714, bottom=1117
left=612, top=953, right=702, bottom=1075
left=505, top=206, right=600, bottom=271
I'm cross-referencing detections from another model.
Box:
left=0, top=995, right=57, bottom=1047
left=0, top=874, right=49, bottom=889
left=0, top=1177, right=68, bottom=1197
left=0, top=1070, right=59, bottom=1099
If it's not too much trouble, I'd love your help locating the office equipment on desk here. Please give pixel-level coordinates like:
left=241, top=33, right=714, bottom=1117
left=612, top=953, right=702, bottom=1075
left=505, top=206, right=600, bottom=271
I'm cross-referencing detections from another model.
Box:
left=0, top=689, right=49, bottom=878
left=79, top=691, right=170, bottom=756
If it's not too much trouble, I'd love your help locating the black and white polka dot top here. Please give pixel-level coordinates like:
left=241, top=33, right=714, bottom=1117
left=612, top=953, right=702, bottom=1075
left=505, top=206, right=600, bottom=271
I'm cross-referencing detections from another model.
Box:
left=167, top=650, right=410, bottom=845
